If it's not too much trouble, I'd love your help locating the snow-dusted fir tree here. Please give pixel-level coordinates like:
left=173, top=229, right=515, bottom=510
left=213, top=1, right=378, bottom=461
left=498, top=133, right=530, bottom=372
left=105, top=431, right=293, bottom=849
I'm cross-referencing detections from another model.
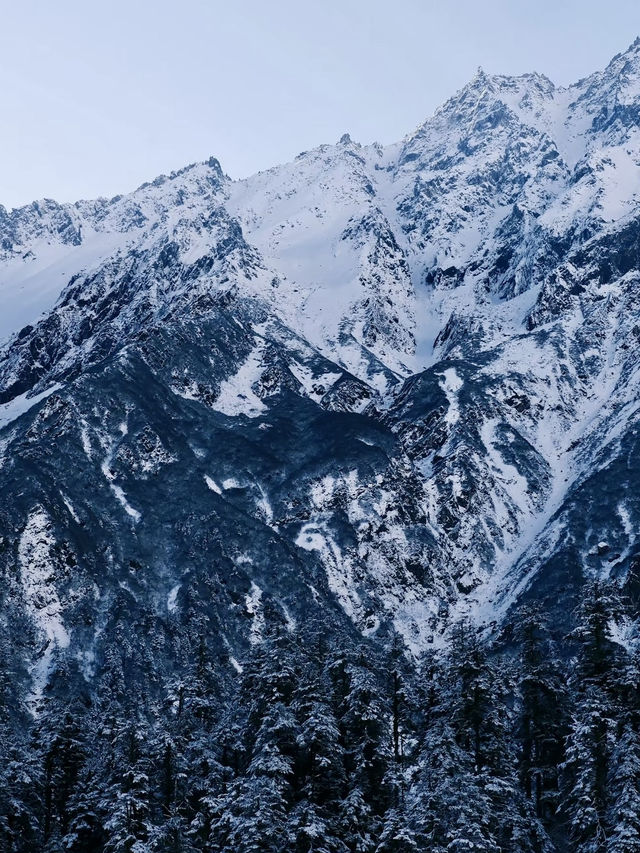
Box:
left=562, top=581, right=628, bottom=853
left=515, top=604, right=567, bottom=823
left=606, top=723, right=640, bottom=853
left=103, top=719, right=154, bottom=853
left=213, top=701, right=296, bottom=853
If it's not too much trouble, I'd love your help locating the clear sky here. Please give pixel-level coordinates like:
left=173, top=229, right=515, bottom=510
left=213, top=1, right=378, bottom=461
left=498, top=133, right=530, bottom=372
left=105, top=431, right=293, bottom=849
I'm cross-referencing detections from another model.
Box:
left=2, top=0, right=640, bottom=209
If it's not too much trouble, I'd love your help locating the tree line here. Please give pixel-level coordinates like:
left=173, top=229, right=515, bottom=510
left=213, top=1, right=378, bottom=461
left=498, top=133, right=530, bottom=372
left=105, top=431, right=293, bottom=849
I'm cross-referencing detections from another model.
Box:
left=2, top=580, right=640, bottom=852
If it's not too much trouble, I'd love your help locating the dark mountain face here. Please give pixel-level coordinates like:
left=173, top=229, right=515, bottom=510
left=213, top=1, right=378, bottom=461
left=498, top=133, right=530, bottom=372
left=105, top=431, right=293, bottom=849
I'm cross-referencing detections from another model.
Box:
left=3, top=40, right=640, bottom=853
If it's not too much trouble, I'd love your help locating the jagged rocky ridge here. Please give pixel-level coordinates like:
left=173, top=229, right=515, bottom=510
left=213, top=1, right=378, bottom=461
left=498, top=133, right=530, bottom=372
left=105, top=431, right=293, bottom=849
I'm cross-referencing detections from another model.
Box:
left=2, top=38, right=640, bottom=701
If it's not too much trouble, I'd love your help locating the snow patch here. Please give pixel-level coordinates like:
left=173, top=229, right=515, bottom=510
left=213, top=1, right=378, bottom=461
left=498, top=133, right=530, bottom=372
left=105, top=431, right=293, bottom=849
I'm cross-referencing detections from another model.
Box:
left=101, top=459, right=142, bottom=522
left=0, top=384, right=62, bottom=430
left=245, top=582, right=265, bottom=645
left=295, top=521, right=363, bottom=622
left=60, top=493, right=80, bottom=523
left=256, top=486, right=274, bottom=524
left=438, top=368, right=463, bottom=427
left=222, top=477, right=241, bottom=490
left=0, top=432, right=10, bottom=471
left=608, top=616, right=637, bottom=653
left=280, top=602, right=297, bottom=632
left=212, top=343, right=267, bottom=417
left=0, top=230, right=126, bottom=346
left=229, top=656, right=244, bottom=674
left=19, top=508, right=70, bottom=711
left=171, top=379, right=201, bottom=402
left=480, top=419, right=533, bottom=520
left=167, top=584, right=180, bottom=613
left=79, top=420, right=92, bottom=457
left=204, top=474, right=222, bottom=494
left=289, top=361, right=342, bottom=401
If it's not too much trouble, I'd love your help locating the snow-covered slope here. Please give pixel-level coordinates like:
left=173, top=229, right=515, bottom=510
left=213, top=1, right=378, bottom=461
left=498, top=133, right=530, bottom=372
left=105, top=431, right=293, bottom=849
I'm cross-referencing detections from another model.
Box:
left=3, top=40, right=640, bottom=687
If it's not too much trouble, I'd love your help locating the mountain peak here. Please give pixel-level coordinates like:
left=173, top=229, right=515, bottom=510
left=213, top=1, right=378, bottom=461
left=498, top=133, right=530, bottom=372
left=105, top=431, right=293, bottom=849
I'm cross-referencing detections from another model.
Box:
left=572, top=35, right=640, bottom=114
left=605, top=34, right=640, bottom=71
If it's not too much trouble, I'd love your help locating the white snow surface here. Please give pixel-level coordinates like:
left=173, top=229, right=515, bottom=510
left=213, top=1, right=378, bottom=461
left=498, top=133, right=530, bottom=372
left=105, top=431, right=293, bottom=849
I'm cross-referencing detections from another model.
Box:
left=167, top=584, right=180, bottom=613
left=19, top=508, right=70, bottom=711
left=439, top=368, right=463, bottom=427
left=245, top=582, right=265, bottom=645
left=204, top=475, right=222, bottom=494
left=0, top=384, right=62, bottom=430
left=211, top=343, right=267, bottom=418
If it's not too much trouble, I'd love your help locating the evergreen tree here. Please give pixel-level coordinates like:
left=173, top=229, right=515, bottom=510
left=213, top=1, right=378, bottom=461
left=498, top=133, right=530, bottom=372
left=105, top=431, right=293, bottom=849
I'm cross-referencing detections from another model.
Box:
left=411, top=717, right=497, bottom=852
left=606, top=723, right=640, bottom=852
left=562, top=581, right=630, bottom=852
left=104, top=718, right=154, bottom=853
left=515, top=604, right=567, bottom=823
left=63, top=760, right=109, bottom=852
left=33, top=700, right=88, bottom=846
left=375, top=807, right=418, bottom=853
left=212, top=701, right=296, bottom=853
left=339, top=654, right=393, bottom=819
left=0, top=734, right=42, bottom=853
left=291, top=666, right=347, bottom=849
left=338, top=787, right=377, bottom=853
left=564, top=686, right=610, bottom=853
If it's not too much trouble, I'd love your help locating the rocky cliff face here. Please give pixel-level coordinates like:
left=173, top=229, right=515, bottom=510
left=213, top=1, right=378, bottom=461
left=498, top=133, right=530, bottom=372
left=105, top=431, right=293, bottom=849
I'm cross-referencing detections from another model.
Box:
left=3, top=40, right=640, bottom=705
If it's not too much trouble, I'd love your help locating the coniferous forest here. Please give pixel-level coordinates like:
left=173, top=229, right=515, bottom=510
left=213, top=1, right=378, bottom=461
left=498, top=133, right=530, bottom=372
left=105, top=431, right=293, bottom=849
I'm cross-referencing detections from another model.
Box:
left=2, top=579, right=640, bottom=853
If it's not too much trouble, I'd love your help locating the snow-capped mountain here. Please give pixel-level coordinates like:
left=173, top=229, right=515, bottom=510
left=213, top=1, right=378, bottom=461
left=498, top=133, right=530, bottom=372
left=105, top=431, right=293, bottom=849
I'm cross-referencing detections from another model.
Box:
left=2, top=38, right=640, bottom=697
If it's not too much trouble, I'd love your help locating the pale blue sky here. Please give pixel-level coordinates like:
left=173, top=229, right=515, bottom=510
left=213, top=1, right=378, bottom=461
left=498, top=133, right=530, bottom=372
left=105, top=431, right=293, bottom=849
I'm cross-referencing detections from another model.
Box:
left=2, top=0, right=640, bottom=209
